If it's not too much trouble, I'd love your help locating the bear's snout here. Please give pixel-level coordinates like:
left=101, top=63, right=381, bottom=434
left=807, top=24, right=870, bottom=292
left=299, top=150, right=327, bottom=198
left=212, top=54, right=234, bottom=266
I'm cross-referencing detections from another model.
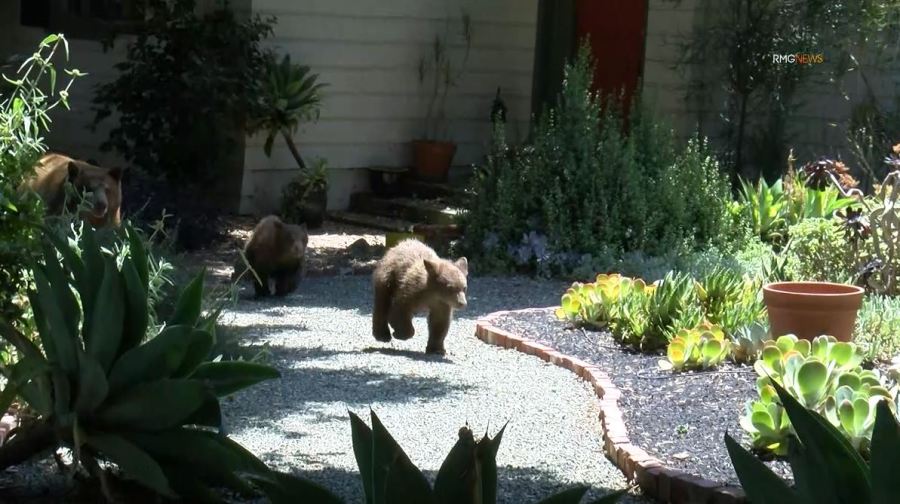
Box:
left=455, top=292, right=467, bottom=309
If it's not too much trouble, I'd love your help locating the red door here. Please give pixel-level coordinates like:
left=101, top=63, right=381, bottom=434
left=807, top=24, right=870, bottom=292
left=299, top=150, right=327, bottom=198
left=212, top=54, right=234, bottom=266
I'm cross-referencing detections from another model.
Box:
left=575, top=0, right=647, bottom=111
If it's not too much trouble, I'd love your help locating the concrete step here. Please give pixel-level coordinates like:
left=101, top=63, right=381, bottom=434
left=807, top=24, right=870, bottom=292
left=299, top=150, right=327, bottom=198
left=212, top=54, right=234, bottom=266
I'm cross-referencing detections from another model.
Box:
left=401, top=179, right=468, bottom=201
left=349, top=192, right=461, bottom=226
left=328, top=211, right=413, bottom=232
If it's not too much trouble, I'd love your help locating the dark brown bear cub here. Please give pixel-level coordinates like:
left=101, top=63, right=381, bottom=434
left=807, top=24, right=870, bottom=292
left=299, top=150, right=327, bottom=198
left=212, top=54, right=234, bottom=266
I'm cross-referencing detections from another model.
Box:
left=234, top=215, right=308, bottom=297
left=372, top=239, right=468, bottom=355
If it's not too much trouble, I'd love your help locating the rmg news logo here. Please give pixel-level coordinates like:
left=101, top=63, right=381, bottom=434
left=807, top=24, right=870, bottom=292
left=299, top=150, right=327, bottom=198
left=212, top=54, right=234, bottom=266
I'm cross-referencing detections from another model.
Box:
left=772, top=53, right=824, bottom=64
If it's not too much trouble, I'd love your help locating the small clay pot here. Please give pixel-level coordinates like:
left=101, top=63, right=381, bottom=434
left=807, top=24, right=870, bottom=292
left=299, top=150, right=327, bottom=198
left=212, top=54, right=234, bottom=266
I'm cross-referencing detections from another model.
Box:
left=412, top=140, right=456, bottom=182
left=763, top=281, right=865, bottom=342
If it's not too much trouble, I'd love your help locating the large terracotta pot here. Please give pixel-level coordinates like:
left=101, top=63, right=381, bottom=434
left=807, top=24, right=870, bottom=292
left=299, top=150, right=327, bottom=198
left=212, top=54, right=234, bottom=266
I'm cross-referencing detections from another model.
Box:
left=763, top=281, right=865, bottom=342
left=412, top=140, right=456, bottom=182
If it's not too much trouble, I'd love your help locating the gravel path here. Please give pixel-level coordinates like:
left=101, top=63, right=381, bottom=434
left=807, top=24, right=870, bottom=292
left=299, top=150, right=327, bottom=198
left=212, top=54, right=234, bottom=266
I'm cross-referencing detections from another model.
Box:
left=220, top=276, right=645, bottom=503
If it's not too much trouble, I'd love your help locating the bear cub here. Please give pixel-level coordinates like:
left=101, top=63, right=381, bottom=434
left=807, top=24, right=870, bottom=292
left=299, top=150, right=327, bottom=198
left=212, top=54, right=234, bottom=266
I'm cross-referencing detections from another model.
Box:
left=233, top=215, right=308, bottom=297
left=372, top=239, right=468, bottom=355
left=24, top=153, right=124, bottom=227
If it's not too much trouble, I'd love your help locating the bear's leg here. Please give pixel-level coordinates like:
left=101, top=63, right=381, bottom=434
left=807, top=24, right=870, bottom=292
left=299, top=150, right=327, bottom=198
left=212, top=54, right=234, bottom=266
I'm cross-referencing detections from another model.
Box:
left=253, top=273, right=271, bottom=298
left=425, top=303, right=452, bottom=355
left=388, top=302, right=416, bottom=341
left=372, top=281, right=393, bottom=342
left=273, top=268, right=299, bottom=297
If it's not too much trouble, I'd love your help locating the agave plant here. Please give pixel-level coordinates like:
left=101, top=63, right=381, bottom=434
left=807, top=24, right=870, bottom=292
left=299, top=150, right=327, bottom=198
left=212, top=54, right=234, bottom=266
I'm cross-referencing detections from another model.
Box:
left=738, top=176, right=787, bottom=243
left=0, top=225, right=282, bottom=500
left=727, top=378, right=900, bottom=504
left=660, top=323, right=731, bottom=371
left=251, top=54, right=326, bottom=170
left=341, top=410, right=625, bottom=504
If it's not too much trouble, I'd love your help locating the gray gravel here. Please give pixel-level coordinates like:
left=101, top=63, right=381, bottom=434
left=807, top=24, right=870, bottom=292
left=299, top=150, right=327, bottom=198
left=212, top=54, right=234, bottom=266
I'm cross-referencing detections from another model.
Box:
left=221, top=275, right=646, bottom=503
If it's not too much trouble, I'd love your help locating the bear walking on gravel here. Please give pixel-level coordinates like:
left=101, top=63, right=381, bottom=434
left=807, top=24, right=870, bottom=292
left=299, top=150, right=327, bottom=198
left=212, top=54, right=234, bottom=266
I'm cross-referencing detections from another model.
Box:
left=234, top=215, right=308, bottom=297
left=372, top=239, right=468, bottom=355
left=23, top=153, right=124, bottom=227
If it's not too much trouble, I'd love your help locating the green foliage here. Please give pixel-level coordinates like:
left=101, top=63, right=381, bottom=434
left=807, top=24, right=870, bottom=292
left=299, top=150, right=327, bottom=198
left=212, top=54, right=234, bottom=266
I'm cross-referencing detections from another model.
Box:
left=660, top=323, right=731, bottom=371
left=854, top=295, right=900, bottom=361
left=249, top=53, right=325, bottom=169
left=347, top=409, right=625, bottom=504
left=0, top=224, right=283, bottom=500
left=733, top=321, right=771, bottom=364
left=281, top=157, right=329, bottom=222
left=0, top=35, right=82, bottom=324
left=417, top=11, right=472, bottom=141
left=727, top=378, right=900, bottom=504
left=740, top=334, right=891, bottom=456
left=738, top=177, right=787, bottom=244
left=462, top=44, right=735, bottom=275
left=555, top=274, right=655, bottom=330
left=92, top=0, right=275, bottom=184
left=784, top=218, right=856, bottom=283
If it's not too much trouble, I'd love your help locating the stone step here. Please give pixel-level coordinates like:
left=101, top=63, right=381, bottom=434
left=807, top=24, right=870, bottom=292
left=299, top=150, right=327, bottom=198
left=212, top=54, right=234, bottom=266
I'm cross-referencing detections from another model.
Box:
left=349, top=192, right=461, bottom=226
left=401, top=179, right=468, bottom=201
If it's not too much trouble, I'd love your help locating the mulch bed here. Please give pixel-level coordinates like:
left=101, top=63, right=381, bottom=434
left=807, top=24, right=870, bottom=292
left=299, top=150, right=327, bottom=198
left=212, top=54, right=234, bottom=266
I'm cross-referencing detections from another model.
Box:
left=490, top=308, right=793, bottom=488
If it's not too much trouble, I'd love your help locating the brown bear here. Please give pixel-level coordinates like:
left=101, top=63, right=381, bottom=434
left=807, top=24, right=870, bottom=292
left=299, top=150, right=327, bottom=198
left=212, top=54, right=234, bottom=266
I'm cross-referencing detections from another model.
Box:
left=23, top=153, right=123, bottom=227
left=372, top=239, right=468, bottom=355
left=233, top=215, right=309, bottom=297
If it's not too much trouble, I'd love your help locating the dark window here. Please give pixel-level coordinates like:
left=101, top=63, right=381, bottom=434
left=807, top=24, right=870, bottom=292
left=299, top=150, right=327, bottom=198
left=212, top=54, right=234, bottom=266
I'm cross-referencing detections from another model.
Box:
left=20, top=0, right=141, bottom=38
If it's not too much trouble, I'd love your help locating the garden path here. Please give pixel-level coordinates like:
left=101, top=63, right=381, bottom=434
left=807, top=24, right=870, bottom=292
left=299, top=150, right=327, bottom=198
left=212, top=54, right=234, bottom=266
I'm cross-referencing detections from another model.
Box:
left=220, top=275, right=646, bottom=503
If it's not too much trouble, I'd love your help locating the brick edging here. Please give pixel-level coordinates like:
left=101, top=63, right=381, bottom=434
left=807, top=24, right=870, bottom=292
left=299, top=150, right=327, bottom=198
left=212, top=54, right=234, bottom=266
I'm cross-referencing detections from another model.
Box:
left=475, top=308, right=746, bottom=504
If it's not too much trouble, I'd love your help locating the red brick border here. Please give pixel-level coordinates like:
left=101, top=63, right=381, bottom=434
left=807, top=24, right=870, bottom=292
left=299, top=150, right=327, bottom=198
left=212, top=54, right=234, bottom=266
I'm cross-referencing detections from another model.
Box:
left=475, top=308, right=746, bottom=504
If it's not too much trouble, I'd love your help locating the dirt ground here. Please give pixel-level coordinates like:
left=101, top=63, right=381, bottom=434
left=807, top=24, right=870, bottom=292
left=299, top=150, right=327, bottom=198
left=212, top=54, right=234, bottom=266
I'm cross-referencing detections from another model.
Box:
left=180, top=216, right=387, bottom=288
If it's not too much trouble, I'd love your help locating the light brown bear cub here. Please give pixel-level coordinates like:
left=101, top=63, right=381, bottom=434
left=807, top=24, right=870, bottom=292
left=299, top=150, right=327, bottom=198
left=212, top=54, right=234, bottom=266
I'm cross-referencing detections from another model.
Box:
left=233, top=215, right=308, bottom=297
left=372, top=239, right=468, bottom=355
left=24, top=153, right=123, bottom=227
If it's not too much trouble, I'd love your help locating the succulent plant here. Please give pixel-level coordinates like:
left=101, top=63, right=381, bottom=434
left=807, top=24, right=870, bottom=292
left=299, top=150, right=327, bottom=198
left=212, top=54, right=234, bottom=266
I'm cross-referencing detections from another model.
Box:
left=728, top=378, right=900, bottom=504
left=556, top=273, right=655, bottom=330
left=342, top=410, right=625, bottom=504
left=732, top=322, right=770, bottom=363
left=802, top=158, right=857, bottom=191
left=741, top=334, right=891, bottom=456
left=660, top=323, right=731, bottom=371
left=837, top=206, right=872, bottom=243
left=0, top=224, right=293, bottom=501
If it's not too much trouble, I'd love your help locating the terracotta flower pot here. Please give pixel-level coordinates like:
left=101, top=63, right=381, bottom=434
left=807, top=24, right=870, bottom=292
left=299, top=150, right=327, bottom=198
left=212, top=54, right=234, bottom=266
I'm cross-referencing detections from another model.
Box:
left=763, top=281, right=865, bottom=342
left=412, top=140, right=456, bottom=182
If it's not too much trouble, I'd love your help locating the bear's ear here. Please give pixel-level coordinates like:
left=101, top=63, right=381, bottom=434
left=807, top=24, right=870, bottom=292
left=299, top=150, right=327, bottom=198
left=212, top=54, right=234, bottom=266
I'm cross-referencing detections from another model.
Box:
left=423, top=258, right=440, bottom=277
left=66, top=161, right=80, bottom=181
left=107, top=166, right=124, bottom=182
left=454, top=257, right=468, bottom=275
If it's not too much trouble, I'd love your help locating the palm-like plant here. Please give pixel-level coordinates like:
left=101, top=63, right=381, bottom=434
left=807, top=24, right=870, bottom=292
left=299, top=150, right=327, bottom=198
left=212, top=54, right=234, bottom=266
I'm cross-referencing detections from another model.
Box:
left=252, top=54, right=326, bottom=170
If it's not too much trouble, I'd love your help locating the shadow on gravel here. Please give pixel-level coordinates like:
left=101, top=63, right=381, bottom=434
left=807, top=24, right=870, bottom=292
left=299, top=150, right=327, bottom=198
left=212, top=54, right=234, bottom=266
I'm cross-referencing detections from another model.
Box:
left=273, top=464, right=631, bottom=504
left=360, top=347, right=454, bottom=364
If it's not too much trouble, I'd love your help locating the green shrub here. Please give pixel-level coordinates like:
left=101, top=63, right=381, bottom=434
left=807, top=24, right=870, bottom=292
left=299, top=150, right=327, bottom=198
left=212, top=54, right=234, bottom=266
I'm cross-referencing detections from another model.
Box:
left=784, top=218, right=855, bottom=283
left=0, top=35, right=82, bottom=324
left=462, top=44, right=734, bottom=274
left=92, top=0, right=274, bottom=185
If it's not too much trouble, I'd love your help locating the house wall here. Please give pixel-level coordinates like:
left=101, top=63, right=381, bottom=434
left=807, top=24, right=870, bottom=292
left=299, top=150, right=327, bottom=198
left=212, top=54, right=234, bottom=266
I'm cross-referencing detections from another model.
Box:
left=1, top=2, right=129, bottom=168
left=241, top=0, right=539, bottom=215
left=641, top=0, right=900, bottom=174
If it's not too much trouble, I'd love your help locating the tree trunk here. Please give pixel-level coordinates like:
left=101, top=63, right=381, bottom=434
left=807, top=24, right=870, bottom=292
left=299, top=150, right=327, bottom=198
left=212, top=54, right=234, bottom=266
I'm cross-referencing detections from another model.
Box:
left=280, top=129, right=307, bottom=170
left=0, top=421, right=56, bottom=471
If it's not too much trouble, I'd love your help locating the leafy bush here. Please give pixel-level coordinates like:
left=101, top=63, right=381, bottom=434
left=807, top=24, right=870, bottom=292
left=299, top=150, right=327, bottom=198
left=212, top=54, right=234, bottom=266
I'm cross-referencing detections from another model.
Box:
left=92, top=0, right=274, bottom=185
left=462, top=44, right=734, bottom=274
left=727, top=377, right=900, bottom=504
left=740, top=334, right=892, bottom=456
left=784, top=218, right=855, bottom=283
left=0, top=34, right=82, bottom=323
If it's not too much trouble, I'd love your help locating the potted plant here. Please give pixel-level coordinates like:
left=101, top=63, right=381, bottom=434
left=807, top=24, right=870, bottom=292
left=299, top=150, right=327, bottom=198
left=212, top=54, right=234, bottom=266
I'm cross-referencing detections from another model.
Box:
left=282, top=158, right=329, bottom=229
left=413, top=12, right=472, bottom=182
